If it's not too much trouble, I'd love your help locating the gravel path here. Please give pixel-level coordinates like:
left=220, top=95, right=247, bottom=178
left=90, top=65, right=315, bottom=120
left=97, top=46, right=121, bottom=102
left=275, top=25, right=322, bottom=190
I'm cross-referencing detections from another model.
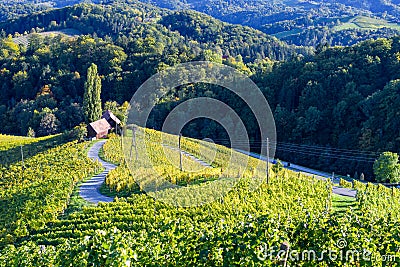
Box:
left=162, top=145, right=212, bottom=168
left=79, top=141, right=115, bottom=204
left=332, top=186, right=357, bottom=198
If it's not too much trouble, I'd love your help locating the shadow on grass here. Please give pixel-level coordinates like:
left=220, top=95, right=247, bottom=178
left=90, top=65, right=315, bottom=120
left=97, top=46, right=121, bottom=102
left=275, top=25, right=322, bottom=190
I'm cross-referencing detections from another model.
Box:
left=99, top=182, right=143, bottom=198
left=332, top=194, right=357, bottom=216
left=0, top=134, right=68, bottom=166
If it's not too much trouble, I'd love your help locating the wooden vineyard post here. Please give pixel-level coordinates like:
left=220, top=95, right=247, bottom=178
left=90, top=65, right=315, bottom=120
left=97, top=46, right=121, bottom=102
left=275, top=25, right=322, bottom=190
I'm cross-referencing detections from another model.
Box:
left=130, top=126, right=138, bottom=162
left=129, top=127, right=133, bottom=160
left=120, top=125, right=123, bottom=148
left=179, top=133, right=183, bottom=172
left=20, top=145, right=25, bottom=170
left=266, top=138, right=270, bottom=184
left=134, top=127, right=138, bottom=161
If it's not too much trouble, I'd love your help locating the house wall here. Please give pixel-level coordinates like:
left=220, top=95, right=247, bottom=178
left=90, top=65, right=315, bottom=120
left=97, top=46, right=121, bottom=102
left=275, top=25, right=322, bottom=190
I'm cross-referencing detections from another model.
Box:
left=96, top=130, right=109, bottom=139
left=87, top=126, right=97, bottom=138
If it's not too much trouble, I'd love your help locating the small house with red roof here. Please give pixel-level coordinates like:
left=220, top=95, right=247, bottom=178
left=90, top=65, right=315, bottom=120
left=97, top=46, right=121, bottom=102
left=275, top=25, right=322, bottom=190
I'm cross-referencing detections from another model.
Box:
left=86, top=110, right=121, bottom=139
left=87, top=118, right=112, bottom=139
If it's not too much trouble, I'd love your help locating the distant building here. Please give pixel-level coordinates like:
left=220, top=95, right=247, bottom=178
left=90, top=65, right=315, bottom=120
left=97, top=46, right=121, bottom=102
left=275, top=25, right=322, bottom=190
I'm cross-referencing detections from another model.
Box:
left=102, top=110, right=121, bottom=128
left=87, top=118, right=112, bottom=139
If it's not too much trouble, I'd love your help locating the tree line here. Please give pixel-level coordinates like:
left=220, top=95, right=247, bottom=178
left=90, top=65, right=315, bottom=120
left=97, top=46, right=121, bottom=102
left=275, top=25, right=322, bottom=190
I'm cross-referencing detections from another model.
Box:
left=138, top=0, right=400, bottom=46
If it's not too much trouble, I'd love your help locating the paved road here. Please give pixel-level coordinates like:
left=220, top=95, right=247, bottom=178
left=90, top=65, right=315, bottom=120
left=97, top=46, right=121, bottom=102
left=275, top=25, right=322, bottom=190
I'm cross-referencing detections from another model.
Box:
left=79, top=141, right=115, bottom=204
left=236, top=149, right=357, bottom=198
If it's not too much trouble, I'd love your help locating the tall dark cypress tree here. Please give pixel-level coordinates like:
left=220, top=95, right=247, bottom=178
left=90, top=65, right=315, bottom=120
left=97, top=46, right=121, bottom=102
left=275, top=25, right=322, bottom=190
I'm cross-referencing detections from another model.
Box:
left=83, top=63, right=102, bottom=123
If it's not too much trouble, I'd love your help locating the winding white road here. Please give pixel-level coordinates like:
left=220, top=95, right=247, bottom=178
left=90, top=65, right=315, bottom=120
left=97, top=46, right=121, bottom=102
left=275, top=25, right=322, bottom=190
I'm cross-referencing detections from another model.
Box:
left=79, top=141, right=115, bottom=204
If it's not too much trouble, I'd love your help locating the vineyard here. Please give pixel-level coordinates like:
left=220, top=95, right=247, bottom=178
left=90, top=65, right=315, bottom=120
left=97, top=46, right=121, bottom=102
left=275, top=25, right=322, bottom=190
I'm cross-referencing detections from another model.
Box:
left=1, top=129, right=400, bottom=266
left=0, top=136, right=102, bottom=248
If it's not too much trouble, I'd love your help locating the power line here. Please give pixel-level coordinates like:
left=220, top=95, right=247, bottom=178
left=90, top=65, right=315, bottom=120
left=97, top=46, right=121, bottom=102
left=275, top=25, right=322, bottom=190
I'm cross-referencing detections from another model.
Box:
left=272, top=146, right=376, bottom=163
left=272, top=143, right=378, bottom=158
left=238, top=145, right=376, bottom=163
left=206, top=139, right=377, bottom=163
left=211, top=139, right=380, bottom=157
left=275, top=141, right=379, bottom=156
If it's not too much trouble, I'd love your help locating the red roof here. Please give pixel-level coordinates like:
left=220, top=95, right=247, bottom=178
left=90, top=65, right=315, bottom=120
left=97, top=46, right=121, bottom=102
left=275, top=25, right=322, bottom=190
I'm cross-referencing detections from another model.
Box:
left=89, top=118, right=112, bottom=134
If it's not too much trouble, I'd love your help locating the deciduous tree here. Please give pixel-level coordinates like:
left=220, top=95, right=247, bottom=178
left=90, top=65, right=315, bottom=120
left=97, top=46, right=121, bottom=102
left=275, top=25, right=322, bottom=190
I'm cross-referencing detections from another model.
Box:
left=83, top=63, right=102, bottom=123
left=373, top=152, right=400, bottom=183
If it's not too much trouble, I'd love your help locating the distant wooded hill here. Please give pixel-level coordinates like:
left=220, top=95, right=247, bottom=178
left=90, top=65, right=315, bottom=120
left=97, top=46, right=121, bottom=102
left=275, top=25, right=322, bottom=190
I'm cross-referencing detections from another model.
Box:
left=137, top=0, right=400, bottom=46
left=0, top=2, right=308, bottom=63
left=0, top=0, right=84, bottom=22
left=2, top=0, right=400, bottom=46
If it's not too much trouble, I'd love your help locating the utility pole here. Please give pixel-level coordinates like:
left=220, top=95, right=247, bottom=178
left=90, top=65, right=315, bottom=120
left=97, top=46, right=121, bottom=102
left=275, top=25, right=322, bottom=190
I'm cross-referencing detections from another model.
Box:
left=266, top=138, right=270, bottom=184
left=179, top=133, right=183, bottom=172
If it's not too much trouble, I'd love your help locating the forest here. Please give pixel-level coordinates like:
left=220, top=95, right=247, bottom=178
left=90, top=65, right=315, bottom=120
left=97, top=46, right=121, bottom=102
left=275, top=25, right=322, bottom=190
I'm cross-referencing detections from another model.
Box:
left=139, top=0, right=400, bottom=46
left=0, top=2, right=306, bottom=134
left=0, top=0, right=88, bottom=22
left=0, top=1, right=399, bottom=180
left=3, top=0, right=400, bottom=47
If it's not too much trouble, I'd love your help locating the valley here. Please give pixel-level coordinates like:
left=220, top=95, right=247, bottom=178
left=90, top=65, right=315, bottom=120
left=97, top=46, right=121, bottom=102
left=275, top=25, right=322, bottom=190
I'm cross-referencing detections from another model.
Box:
left=0, top=0, right=400, bottom=265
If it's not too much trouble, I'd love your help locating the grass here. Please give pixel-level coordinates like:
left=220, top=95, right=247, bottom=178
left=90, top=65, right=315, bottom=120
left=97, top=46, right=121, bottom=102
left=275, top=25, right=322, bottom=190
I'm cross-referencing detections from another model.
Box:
left=98, top=146, right=106, bottom=162
left=83, top=139, right=103, bottom=154
left=99, top=183, right=138, bottom=198
left=60, top=182, right=95, bottom=219
left=13, top=28, right=81, bottom=46
left=332, top=194, right=357, bottom=215
left=0, top=134, right=67, bottom=166
left=60, top=140, right=105, bottom=218
left=272, top=28, right=303, bottom=39
left=60, top=168, right=105, bottom=218
left=333, top=15, right=400, bottom=32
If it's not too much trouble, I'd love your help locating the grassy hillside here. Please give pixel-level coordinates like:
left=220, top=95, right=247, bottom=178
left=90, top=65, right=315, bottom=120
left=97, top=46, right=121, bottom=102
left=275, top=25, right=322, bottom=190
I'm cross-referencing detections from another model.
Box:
left=0, top=134, right=69, bottom=166
left=12, top=28, right=81, bottom=46
left=0, top=134, right=102, bottom=248
left=0, top=134, right=52, bottom=152
left=334, top=15, right=400, bottom=31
